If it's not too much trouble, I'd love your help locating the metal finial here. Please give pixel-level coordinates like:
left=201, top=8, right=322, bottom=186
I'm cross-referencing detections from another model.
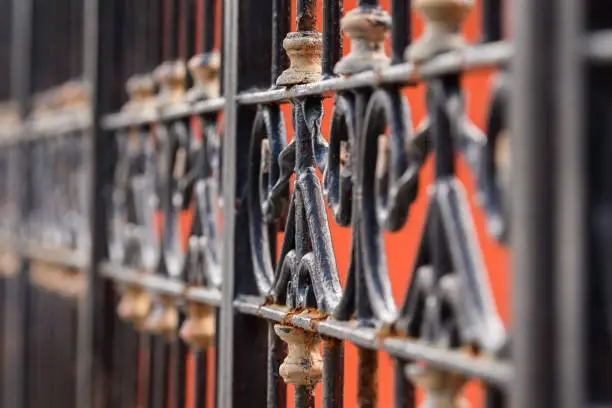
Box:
left=274, top=324, right=323, bottom=387
left=117, top=285, right=152, bottom=328
left=406, top=364, right=470, bottom=408
left=334, top=7, right=391, bottom=75
left=142, top=295, right=179, bottom=339
left=276, top=0, right=322, bottom=86
left=186, top=51, right=221, bottom=102
left=154, top=60, right=187, bottom=106
left=179, top=302, right=216, bottom=349
left=123, top=74, right=156, bottom=111
left=406, top=0, right=474, bottom=64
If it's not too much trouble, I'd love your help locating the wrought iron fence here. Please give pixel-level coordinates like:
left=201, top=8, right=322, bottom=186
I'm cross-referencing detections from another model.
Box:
left=1, top=0, right=612, bottom=407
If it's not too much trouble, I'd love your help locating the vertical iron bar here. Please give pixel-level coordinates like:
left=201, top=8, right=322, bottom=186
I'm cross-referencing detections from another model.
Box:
left=54, top=0, right=67, bottom=84
left=391, top=0, right=411, bottom=64
left=193, top=349, right=208, bottom=408
left=29, top=0, right=44, bottom=93
left=140, top=335, right=153, bottom=408
left=0, top=0, right=12, bottom=99
left=357, top=348, right=377, bottom=408
left=393, top=359, right=415, bottom=408
left=218, top=0, right=273, bottom=405
left=357, top=0, right=379, bottom=7
left=511, top=0, right=557, bottom=406
left=481, top=0, right=502, bottom=43
left=167, top=0, right=180, bottom=60
left=322, top=338, right=343, bottom=408
left=267, top=322, right=287, bottom=408
left=69, top=0, right=84, bottom=77
left=179, top=0, right=189, bottom=59
left=0, top=275, right=4, bottom=405
left=186, top=0, right=197, bottom=56
left=78, top=0, right=123, bottom=405
left=271, top=0, right=291, bottom=85
left=218, top=0, right=225, bottom=94
left=3, top=0, right=32, bottom=407
left=585, top=0, right=612, bottom=404
left=135, top=0, right=148, bottom=73
left=121, top=322, right=140, bottom=408
left=124, top=0, right=136, bottom=77
left=110, top=311, right=124, bottom=407
left=556, top=0, right=586, bottom=406
left=202, top=0, right=217, bottom=53
left=322, top=0, right=342, bottom=77
left=148, top=0, right=164, bottom=71
left=296, top=0, right=317, bottom=32
left=354, top=90, right=373, bottom=322
left=295, top=386, right=315, bottom=408
left=172, top=314, right=188, bottom=408
left=485, top=386, right=506, bottom=408
left=152, top=338, right=170, bottom=408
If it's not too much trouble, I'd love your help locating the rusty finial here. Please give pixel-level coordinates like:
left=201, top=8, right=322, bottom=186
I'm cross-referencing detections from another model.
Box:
left=123, top=74, right=156, bottom=111
left=154, top=60, right=187, bottom=107
left=179, top=302, right=216, bottom=349
left=186, top=52, right=221, bottom=102
left=58, top=80, right=90, bottom=110
left=142, top=295, right=179, bottom=339
left=334, top=6, right=391, bottom=75
left=117, top=285, right=152, bottom=328
left=276, top=0, right=322, bottom=86
left=0, top=101, right=20, bottom=132
left=406, top=364, right=470, bottom=408
left=274, top=324, right=323, bottom=387
left=406, top=0, right=474, bottom=64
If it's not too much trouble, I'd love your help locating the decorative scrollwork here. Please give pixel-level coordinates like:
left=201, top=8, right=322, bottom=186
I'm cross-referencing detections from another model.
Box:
left=478, top=72, right=510, bottom=243
left=395, top=76, right=506, bottom=354
left=248, top=104, right=288, bottom=294
left=108, top=125, right=161, bottom=271
left=248, top=97, right=341, bottom=314
left=323, top=94, right=354, bottom=226
left=182, top=115, right=223, bottom=288
left=327, top=88, right=422, bottom=326
left=272, top=97, right=341, bottom=314
left=160, top=118, right=192, bottom=279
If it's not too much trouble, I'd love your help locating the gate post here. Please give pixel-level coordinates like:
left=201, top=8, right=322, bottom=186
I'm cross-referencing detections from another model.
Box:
left=218, top=0, right=274, bottom=406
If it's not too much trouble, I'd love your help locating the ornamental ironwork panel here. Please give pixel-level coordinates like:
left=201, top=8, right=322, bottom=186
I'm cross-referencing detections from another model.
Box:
left=2, top=0, right=612, bottom=407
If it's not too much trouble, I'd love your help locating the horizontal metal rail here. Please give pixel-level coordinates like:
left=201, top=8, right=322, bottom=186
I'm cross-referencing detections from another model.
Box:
left=101, top=96, right=225, bottom=130
left=235, top=295, right=514, bottom=388
left=0, top=235, right=90, bottom=269
left=100, top=262, right=223, bottom=306
left=100, top=41, right=510, bottom=131
left=237, top=41, right=511, bottom=105
left=584, top=29, right=612, bottom=62
left=0, top=108, right=91, bottom=146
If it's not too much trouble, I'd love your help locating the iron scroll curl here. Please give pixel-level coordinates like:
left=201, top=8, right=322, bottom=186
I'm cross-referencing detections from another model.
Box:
left=247, top=104, right=288, bottom=295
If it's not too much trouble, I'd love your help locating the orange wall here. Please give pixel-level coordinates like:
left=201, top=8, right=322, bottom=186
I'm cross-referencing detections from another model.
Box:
left=179, top=0, right=510, bottom=406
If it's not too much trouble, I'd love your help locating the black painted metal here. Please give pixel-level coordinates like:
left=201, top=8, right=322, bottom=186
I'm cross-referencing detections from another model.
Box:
left=3, top=0, right=611, bottom=407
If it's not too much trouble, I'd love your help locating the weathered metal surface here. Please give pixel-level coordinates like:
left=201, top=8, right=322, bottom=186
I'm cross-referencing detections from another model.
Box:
left=4, top=0, right=607, bottom=407
left=334, top=6, right=391, bottom=75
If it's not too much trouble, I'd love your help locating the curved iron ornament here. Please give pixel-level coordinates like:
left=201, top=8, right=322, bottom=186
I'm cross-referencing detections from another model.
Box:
left=160, top=118, right=191, bottom=279
left=181, top=115, right=223, bottom=288
left=326, top=89, right=424, bottom=326
left=108, top=124, right=161, bottom=271
left=394, top=76, right=506, bottom=354
left=248, top=97, right=342, bottom=314
left=478, top=71, right=511, bottom=244
left=247, top=104, right=288, bottom=294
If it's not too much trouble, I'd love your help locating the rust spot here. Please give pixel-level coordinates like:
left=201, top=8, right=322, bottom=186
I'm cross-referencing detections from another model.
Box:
left=296, top=0, right=317, bottom=31
left=374, top=322, right=394, bottom=346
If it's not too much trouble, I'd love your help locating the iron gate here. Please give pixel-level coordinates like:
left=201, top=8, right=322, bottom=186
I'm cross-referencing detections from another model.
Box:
left=1, top=0, right=612, bottom=407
